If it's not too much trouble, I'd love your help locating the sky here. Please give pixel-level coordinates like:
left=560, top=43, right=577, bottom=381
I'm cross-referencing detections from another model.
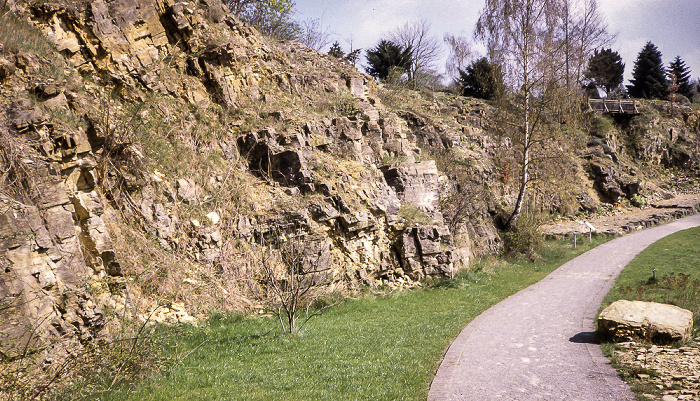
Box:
left=294, top=0, right=700, bottom=85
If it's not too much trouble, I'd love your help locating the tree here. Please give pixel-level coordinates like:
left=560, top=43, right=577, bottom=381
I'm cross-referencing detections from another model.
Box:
left=444, top=33, right=474, bottom=81
left=298, top=18, right=331, bottom=51
left=327, top=41, right=361, bottom=67
left=227, top=0, right=300, bottom=40
left=558, top=0, right=613, bottom=92
left=458, top=57, right=503, bottom=100
left=668, top=56, right=693, bottom=101
left=476, top=0, right=562, bottom=230
left=327, top=41, right=344, bottom=58
left=584, top=48, right=624, bottom=97
left=259, top=231, right=334, bottom=334
left=344, top=48, right=361, bottom=66
left=627, top=42, right=668, bottom=99
left=389, top=20, right=442, bottom=89
left=365, top=40, right=412, bottom=82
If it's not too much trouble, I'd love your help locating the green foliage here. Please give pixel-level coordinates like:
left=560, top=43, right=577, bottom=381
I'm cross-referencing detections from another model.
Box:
left=629, top=193, right=647, bottom=208
left=327, top=41, right=343, bottom=58
left=501, top=206, right=544, bottom=260
left=668, top=56, right=694, bottom=101
left=226, top=0, right=300, bottom=40
left=334, top=91, right=358, bottom=116
left=589, top=113, right=615, bottom=137
left=585, top=48, right=625, bottom=97
left=84, top=238, right=608, bottom=401
left=365, top=40, right=412, bottom=82
left=627, top=42, right=669, bottom=99
left=457, top=57, right=503, bottom=100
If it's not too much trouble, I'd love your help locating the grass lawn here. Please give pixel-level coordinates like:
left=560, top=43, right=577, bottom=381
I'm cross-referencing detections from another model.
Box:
left=84, top=236, right=609, bottom=401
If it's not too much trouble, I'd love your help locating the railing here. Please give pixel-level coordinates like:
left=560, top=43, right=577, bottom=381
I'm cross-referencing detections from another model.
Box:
left=588, top=99, right=639, bottom=114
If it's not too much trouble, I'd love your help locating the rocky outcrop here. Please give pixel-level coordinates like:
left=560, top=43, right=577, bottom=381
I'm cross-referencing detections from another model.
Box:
left=235, top=121, right=457, bottom=282
left=598, top=300, right=694, bottom=343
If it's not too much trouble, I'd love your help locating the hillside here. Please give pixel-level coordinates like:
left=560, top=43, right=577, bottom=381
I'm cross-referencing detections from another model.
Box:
left=1, top=0, right=700, bottom=392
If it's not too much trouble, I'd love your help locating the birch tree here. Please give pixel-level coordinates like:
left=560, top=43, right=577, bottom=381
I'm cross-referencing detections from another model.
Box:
left=444, top=33, right=474, bottom=81
left=476, top=0, right=609, bottom=229
left=476, top=0, right=561, bottom=229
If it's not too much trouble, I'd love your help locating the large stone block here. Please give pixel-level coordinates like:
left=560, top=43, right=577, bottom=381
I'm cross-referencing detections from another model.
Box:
left=598, top=300, right=693, bottom=343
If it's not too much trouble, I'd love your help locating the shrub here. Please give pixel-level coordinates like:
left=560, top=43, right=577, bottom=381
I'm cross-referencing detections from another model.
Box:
left=501, top=207, right=544, bottom=260
left=629, top=193, right=647, bottom=208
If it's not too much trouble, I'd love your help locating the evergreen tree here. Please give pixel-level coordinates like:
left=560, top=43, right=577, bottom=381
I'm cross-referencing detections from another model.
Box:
left=669, top=56, right=693, bottom=101
left=327, top=41, right=344, bottom=59
left=457, top=57, right=503, bottom=100
left=584, top=48, right=624, bottom=97
left=365, top=40, right=412, bottom=81
left=627, top=42, right=668, bottom=99
left=344, top=49, right=361, bottom=66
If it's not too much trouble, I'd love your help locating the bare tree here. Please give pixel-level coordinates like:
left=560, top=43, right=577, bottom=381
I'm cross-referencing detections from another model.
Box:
left=258, top=231, right=333, bottom=334
left=389, top=20, right=442, bottom=89
left=556, top=0, right=613, bottom=118
left=298, top=18, right=332, bottom=51
left=444, top=33, right=474, bottom=81
left=561, top=0, right=613, bottom=89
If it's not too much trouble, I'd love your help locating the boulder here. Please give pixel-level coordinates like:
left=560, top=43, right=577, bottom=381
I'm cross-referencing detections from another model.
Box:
left=598, top=300, right=693, bottom=343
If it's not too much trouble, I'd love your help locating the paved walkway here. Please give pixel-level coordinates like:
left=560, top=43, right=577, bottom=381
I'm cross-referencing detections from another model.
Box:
left=428, top=214, right=700, bottom=400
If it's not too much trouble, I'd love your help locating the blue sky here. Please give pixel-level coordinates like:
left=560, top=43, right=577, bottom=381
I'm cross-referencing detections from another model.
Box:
left=294, top=0, right=700, bottom=85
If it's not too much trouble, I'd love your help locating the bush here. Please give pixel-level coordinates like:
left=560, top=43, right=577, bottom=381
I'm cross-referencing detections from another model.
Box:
left=589, top=113, right=615, bottom=138
left=629, top=193, right=647, bottom=208
left=501, top=208, right=544, bottom=260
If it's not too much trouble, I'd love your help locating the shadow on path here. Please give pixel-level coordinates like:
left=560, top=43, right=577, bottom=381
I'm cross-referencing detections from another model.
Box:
left=569, top=331, right=600, bottom=344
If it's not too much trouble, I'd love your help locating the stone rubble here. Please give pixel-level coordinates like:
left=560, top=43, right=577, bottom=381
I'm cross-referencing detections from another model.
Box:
left=613, top=339, right=700, bottom=401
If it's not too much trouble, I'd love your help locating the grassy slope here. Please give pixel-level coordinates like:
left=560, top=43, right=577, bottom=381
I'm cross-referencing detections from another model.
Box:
left=601, top=226, right=700, bottom=330
left=91, top=237, right=609, bottom=401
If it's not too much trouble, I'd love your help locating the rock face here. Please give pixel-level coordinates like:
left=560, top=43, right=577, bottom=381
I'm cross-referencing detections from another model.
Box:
left=598, top=300, right=694, bottom=343
left=0, top=0, right=462, bottom=364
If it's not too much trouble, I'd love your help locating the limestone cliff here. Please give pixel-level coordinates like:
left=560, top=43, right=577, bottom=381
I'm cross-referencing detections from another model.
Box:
left=0, top=0, right=462, bottom=364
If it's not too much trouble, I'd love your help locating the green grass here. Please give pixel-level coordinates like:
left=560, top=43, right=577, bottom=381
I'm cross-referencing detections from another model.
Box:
left=600, top=227, right=700, bottom=399
left=601, top=226, right=700, bottom=330
left=81, top=236, right=610, bottom=401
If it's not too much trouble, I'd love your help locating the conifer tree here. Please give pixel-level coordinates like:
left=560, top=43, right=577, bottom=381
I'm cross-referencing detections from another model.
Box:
left=627, top=42, right=668, bottom=99
left=585, top=48, right=624, bottom=97
left=668, top=56, right=693, bottom=101
left=365, top=40, right=412, bottom=81
left=457, top=57, right=503, bottom=100
left=327, top=41, right=344, bottom=59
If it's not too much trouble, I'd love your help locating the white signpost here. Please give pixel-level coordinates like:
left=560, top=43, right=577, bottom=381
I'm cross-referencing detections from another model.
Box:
left=574, top=221, right=596, bottom=247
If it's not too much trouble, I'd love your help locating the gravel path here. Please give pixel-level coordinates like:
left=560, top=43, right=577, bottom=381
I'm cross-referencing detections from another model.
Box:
left=428, top=214, right=700, bottom=401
